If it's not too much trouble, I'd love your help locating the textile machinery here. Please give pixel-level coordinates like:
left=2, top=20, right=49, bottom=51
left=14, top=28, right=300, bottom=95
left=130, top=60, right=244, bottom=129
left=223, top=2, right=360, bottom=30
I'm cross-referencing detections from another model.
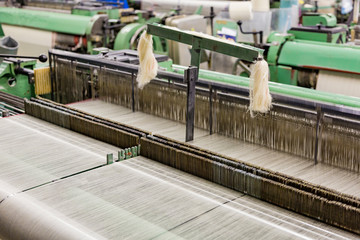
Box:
left=0, top=5, right=207, bottom=63
left=213, top=10, right=360, bottom=97
left=0, top=6, right=167, bottom=55
left=265, top=12, right=360, bottom=96
left=1, top=23, right=360, bottom=237
left=0, top=35, right=49, bottom=116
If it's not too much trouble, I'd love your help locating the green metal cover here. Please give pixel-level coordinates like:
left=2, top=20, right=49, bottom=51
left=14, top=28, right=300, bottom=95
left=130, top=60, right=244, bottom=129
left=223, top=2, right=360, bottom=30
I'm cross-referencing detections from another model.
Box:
left=0, top=7, right=93, bottom=35
left=278, top=40, right=360, bottom=74
left=0, top=60, right=36, bottom=98
left=71, top=8, right=119, bottom=19
left=302, top=14, right=337, bottom=27
left=114, top=23, right=144, bottom=50
left=287, top=30, right=343, bottom=43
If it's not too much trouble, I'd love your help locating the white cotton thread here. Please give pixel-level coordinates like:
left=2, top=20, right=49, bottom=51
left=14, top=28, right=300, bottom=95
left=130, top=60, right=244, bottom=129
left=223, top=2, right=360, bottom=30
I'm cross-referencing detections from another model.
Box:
left=137, top=31, right=158, bottom=89
left=249, top=58, right=272, bottom=117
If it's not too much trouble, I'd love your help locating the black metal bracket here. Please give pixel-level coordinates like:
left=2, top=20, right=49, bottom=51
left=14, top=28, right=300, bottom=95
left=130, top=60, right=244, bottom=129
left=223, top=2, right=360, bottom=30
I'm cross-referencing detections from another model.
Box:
left=237, top=21, right=263, bottom=44
left=204, top=7, right=216, bottom=36
left=14, top=65, right=35, bottom=84
left=184, top=66, right=198, bottom=142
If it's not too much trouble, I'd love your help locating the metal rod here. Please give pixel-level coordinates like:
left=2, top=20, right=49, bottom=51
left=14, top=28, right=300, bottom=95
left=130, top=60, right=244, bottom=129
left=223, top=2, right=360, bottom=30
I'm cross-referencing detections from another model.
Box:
left=185, top=66, right=198, bottom=142
left=237, top=21, right=263, bottom=44
left=209, top=85, right=213, bottom=135
left=314, top=106, right=323, bottom=165
left=0, top=54, right=47, bottom=62
left=131, top=71, right=135, bottom=112
left=49, top=52, right=54, bottom=101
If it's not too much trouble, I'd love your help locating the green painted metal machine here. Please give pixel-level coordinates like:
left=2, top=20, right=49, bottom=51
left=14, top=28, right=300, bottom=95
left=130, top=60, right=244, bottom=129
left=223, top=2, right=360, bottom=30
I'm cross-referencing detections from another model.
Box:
left=0, top=36, right=49, bottom=115
left=0, top=7, right=167, bottom=55
left=302, top=12, right=337, bottom=27
left=289, top=12, right=347, bottom=43
left=0, top=57, right=38, bottom=99
left=265, top=32, right=360, bottom=87
left=211, top=11, right=359, bottom=95
left=71, top=2, right=121, bottom=19
left=0, top=7, right=109, bottom=54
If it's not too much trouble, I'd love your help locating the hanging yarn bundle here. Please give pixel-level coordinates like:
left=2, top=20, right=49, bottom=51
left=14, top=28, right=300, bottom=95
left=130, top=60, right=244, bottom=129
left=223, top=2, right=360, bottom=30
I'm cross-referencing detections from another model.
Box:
left=249, top=58, right=272, bottom=117
left=136, top=31, right=158, bottom=89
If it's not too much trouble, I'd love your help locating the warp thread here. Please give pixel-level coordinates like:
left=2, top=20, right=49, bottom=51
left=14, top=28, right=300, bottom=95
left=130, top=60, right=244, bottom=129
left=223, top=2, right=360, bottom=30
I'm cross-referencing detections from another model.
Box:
left=249, top=58, right=272, bottom=116
left=136, top=31, right=158, bottom=89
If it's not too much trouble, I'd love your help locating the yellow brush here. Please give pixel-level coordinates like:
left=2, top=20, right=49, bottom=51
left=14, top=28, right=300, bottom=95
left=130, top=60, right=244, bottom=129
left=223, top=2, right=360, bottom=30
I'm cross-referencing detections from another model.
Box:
left=34, top=67, right=51, bottom=95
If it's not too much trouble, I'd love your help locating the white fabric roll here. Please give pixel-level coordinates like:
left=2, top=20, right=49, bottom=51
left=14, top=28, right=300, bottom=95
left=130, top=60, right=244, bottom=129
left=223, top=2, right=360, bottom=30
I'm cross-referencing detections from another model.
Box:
left=252, top=0, right=270, bottom=12
left=229, top=2, right=253, bottom=21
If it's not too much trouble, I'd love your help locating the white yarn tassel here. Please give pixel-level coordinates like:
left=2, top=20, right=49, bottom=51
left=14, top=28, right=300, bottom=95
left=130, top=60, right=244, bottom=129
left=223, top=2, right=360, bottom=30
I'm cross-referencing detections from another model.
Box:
left=137, top=31, right=158, bottom=89
left=249, top=58, right=272, bottom=116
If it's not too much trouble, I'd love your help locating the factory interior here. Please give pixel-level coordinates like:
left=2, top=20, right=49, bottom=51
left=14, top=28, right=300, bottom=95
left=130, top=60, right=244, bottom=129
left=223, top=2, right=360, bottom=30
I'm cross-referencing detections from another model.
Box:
left=0, top=0, right=360, bottom=239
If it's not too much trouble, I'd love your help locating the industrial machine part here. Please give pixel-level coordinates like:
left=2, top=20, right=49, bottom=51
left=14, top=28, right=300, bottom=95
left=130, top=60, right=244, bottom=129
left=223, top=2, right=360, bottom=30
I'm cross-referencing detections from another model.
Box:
left=217, top=9, right=358, bottom=94
left=0, top=91, right=24, bottom=116
left=114, top=13, right=211, bottom=62
left=164, top=15, right=208, bottom=67
left=71, top=1, right=135, bottom=23
left=290, top=12, right=347, bottom=43
left=0, top=7, right=110, bottom=54
left=0, top=36, right=18, bottom=62
left=71, top=1, right=122, bottom=19
left=266, top=32, right=360, bottom=95
left=137, top=0, right=237, bottom=15
left=237, top=20, right=264, bottom=45
left=0, top=7, right=172, bottom=57
left=288, top=25, right=347, bottom=43
left=146, top=23, right=263, bottom=140
left=302, top=12, right=337, bottom=26
left=0, top=53, right=48, bottom=100
left=113, top=22, right=167, bottom=55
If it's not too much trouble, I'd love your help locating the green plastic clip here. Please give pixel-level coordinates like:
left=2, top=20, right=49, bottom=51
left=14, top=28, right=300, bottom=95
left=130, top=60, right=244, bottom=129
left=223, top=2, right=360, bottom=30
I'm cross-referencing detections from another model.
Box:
left=106, top=153, right=114, bottom=165
left=118, top=150, right=125, bottom=161
left=132, top=146, right=137, bottom=157
left=125, top=148, right=132, bottom=159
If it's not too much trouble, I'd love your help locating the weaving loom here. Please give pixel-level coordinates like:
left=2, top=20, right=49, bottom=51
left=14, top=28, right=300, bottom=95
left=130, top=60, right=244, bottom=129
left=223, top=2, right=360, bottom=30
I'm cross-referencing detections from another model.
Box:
left=1, top=25, right=360, bottom=237
left=7, top=39, right=355, bottom=234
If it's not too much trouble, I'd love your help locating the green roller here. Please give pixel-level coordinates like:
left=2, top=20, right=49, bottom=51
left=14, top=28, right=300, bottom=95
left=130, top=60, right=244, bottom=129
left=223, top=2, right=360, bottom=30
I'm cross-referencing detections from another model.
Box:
left=278, top=40, right=360, bottom=74
left=0, top=7, right=108, bottom=54
left=0, top=7, right=95, bottom=35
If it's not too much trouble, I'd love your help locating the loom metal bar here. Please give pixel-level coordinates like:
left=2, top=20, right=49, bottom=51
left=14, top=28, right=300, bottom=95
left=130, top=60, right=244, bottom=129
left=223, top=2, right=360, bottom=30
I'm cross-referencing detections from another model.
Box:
left=131, top=71, right=135, bottom=112
left=184, top=66, right=198, bottom=142
left=209, top=85, right=213, bottom=135
left=49, top=52, right=54, bottom=101
left=146, top=23, right=263, bottom=62
left=314, top=106, right=324, bottom=165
